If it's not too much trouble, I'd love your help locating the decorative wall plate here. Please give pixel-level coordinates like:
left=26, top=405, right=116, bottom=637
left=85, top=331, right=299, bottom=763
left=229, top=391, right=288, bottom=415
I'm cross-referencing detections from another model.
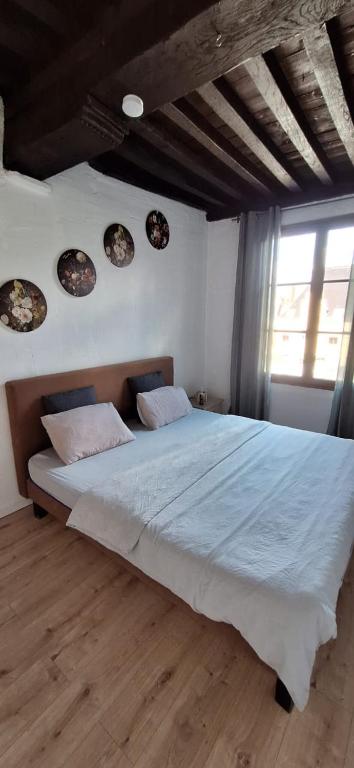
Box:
left=104, top=224, right=135, bottom=267
left=0, top=279, right=47, bottom=332
left=146, top=210, right=169, bottom=250
left=57, top=249, right=96, bottom=296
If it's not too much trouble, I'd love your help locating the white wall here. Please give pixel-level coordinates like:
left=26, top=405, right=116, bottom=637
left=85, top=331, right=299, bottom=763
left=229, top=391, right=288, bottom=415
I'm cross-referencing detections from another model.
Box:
left=269, top=384, right=333, bottom=433
left=205, top=196, right=354, bottom=430
left=281, top=195, right=354, bottom=226
left=0, top=163, right=208, bottom=516
left=204, top=219, right=239, bottom=412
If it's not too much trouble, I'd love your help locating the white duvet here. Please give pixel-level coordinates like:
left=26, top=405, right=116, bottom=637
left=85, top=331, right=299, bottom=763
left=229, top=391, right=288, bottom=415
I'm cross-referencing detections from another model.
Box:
left=67, top=414, right=354, bottom=709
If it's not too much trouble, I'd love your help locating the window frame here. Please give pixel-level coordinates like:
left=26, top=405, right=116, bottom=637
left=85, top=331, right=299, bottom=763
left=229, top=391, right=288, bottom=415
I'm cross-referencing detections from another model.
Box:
left=271, top=213, right=354, bottom=391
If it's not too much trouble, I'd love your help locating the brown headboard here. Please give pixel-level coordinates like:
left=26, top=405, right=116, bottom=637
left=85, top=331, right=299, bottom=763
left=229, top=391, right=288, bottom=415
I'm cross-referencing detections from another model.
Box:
left=6, top=355, right=173, bottom=498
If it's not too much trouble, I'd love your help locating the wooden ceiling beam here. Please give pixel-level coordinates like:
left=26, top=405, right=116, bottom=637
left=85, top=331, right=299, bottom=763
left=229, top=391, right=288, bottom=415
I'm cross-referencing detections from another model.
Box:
left=0, top=0, right=59, bottom=62
left=8, top=0, right=219, bottom=115
left=116, top=134, right=234, bottom=209
left=130, top=117, right=249, bottom=205
left=326, top=16, right=354, bottom=123
left=7, top=95, right=128, bottom=180
left=90, top=153, right=218, bottom=213
left=110, top=0, right=354, bottom=113
left=303, top=23, right=354, bottom=166
left=11, top=0, right=77, bottom=39
left=160, top=101, right=274, bottom=197
left=206, top=180, right=354, bottom=220
left=89, top=155, right=207, bottom=210
left=262, top=50, right=336, bottom=181
left=244, top=55, right=332, bottom=185
left=7, top=0, right=354, bottom=177
left=198, top=80, right=301, bottom=191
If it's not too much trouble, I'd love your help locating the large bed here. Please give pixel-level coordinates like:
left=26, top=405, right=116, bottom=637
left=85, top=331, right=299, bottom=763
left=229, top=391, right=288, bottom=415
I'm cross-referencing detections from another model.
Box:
left=6, top=356, right=354, bottom=713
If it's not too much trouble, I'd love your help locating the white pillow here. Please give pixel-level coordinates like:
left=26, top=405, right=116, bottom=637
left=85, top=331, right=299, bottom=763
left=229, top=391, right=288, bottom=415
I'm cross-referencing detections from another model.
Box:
left=41, top=402, right=135, bottom=464
left=137, top=386, right=192, bottom=430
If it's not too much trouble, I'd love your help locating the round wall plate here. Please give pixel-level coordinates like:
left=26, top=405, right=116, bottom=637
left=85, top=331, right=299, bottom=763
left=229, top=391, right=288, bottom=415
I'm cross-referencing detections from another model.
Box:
left=104, top=224, right=135, bottom=267
left=146, top=210, right=169, bottom=250
left=0, top=279, right=47, bottom=332
left=57, top=249, right=96, bottom=297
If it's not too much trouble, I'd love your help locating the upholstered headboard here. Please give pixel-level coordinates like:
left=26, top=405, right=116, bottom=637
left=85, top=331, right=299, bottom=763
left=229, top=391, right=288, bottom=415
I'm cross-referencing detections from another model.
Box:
left=6, top=355, right=173, bottom=497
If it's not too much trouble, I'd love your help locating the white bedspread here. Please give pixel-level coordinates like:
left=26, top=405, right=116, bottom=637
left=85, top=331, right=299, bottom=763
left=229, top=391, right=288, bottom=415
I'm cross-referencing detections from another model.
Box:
left=67, top=414, right=354, bottom=709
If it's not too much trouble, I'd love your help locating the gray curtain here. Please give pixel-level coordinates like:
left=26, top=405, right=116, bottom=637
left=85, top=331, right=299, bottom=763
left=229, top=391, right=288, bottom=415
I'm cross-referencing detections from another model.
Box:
left=327, top=258, right=354, bottom=439
left=230, top=207, right=280, bottom=421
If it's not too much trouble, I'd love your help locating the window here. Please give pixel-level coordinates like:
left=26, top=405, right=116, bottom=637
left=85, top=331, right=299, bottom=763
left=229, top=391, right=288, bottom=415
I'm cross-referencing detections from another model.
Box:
left=270, top=217, right=354, bottom=389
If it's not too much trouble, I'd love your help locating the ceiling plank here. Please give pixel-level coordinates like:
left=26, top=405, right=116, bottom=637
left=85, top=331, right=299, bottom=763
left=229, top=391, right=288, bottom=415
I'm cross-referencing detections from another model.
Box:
left=303, top=23, right=354, bottom=166
left=244, top=55, right=332, bottom=185
left=131, top=117, right=250, bottom=205
left=160, top=101, right=274, bottom=197
left=197, top=81, right=300, bottom=191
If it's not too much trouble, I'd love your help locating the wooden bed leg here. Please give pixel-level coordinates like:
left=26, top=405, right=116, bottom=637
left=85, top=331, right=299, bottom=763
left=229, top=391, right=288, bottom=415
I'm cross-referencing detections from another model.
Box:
left=33, top=502, right=48, bottom=519
left=275, top=677, right=294, bottom=713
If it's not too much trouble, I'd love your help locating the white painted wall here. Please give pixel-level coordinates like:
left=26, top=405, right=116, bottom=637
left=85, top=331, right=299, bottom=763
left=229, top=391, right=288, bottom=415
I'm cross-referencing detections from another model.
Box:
left=268, top=384, right=333, bottom=433
left=0, top=163, right=208, bottom=516
left=204, top=219, right=239, bottom=412
left=204, top=196, right=354, bottom=430
left=281, top=195, right=354, bottom=226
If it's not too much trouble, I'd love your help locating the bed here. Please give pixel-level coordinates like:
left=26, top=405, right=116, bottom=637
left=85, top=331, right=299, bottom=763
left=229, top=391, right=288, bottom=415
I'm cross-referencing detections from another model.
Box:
left=6, top=356, right=354, bottom=713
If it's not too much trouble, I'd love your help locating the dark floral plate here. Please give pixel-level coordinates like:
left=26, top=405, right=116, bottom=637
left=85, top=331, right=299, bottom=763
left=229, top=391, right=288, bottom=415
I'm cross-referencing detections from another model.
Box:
left=104, top=224, right=135, bottom=267
left=0, top=279, right=47, bottom=332
left=146, top=210, right=169, bottom=250
left=58, top=250, right=96, bottom=296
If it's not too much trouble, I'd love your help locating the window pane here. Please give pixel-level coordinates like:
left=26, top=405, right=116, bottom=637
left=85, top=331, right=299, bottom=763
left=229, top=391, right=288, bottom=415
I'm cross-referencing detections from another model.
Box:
left=274, top=284, right=311, bottom=331
left=325, top=227, right=354, bottom=281
left=271, top=331, right=306, bottom=376
left=276, top=233, right=316, bottom=284
left=319, top=281, right=349, bottom=332
left=314, top=333, right=343, bottom=381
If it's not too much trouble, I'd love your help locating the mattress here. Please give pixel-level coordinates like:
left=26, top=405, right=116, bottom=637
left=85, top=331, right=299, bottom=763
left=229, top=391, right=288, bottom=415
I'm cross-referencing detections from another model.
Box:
left=28, top=408, right=221, bottom=508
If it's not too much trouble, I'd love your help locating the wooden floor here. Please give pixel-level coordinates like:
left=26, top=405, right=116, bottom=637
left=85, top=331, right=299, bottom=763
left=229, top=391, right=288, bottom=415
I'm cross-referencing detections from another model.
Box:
left=0, top=508, right=353, bottom=768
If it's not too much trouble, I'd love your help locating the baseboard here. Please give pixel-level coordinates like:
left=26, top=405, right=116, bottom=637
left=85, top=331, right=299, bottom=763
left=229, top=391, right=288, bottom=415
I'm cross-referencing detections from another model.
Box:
left=0, top=497, right=30, bottom=519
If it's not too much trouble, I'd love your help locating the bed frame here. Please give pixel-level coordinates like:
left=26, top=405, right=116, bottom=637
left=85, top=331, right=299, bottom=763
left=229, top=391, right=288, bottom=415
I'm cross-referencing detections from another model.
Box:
left=5, top=355, right=293, bottom=713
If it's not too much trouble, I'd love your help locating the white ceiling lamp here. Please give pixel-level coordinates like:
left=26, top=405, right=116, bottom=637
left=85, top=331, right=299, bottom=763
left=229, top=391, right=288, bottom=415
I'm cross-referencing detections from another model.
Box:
left=0, top=95, right=51, bottom=196
left=122, top=94, right=144, bottom=118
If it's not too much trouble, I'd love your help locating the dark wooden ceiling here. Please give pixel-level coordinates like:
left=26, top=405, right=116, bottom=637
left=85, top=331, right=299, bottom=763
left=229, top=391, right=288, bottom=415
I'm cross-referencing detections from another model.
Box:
left=2, top=0, right=354, bottom=219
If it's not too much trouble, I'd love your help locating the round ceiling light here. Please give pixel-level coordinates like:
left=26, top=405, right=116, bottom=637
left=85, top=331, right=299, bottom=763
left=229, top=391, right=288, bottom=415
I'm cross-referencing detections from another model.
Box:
left=122, top=94, right=144, bottom=118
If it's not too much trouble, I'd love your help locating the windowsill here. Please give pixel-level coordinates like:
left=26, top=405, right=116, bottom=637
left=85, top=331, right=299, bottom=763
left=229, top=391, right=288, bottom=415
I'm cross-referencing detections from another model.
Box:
left=271, top=374, right=335, bottom=391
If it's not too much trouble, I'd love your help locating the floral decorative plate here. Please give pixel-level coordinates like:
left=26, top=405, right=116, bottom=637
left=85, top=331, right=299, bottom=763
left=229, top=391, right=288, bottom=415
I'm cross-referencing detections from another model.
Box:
left=0, top=279, right=47, bottom=332
left=146, top=210, right=169, bottom=250
left=104, top=224, right=135, bottom=267
left=57, top=250, right=96, bottom=297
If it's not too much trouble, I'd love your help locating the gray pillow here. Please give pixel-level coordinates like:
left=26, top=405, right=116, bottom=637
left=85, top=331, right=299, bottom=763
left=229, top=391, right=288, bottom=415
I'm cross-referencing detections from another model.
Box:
left=42, top=385, right=97, bottom=415
left=128, top=370, right=165, bottom=398
left=128, top=370, right=166, bottom=419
